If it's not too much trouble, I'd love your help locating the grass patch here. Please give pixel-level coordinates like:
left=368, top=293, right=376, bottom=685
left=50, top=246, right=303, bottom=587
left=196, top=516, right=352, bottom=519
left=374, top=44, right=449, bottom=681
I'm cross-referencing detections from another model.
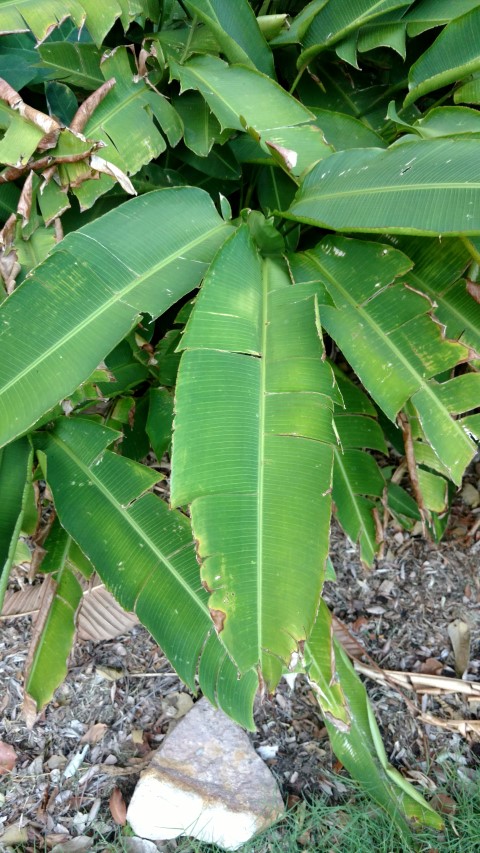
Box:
left=165, top=769, right=480, bottom=853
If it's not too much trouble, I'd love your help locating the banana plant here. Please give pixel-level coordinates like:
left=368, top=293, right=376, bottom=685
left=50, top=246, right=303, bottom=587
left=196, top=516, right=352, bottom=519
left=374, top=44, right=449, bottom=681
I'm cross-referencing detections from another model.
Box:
left=1, top=0, right=480, bottom=839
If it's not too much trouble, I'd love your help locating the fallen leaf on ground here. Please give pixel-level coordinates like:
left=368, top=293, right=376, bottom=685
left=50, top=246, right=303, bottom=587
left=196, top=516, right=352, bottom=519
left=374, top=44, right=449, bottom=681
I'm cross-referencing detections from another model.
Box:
left=448, top=619, right=471, bottom=677
left=50, top=837, right=94, bottom=853
left=430, top=793, right=457, bottom=816
left=0, top=823, right=29, bottom=844
left=0, top=740, right=16, bottom=773
left=109, top=787, right=127, bottom=825
left=419, top=658, right=443, bottom=676
left=80, top=723, right=108, bottom=745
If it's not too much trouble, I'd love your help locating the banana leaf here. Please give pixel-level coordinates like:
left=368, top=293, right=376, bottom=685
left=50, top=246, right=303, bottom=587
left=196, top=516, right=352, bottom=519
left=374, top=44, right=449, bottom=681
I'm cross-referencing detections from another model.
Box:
left=37, top=417, right=258, bottom=728
left=0, top=187, right=231, bottom=449
left=171, top=225, right=339, bottom=689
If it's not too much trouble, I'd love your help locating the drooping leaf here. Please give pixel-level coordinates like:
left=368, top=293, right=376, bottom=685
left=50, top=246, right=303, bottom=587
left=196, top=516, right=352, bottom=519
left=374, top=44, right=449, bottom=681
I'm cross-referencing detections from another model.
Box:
left=0, top=187, right=231, bottom=449
left=37, top=417, right=258, bottom=728
left=298, top=1, right=411, bottom=67
left=170, top=54, right=314, bottom=133
left=306, top=601, right=443, bottom=837
left=292, top=236, right=476, bottom=484
left=312, top=109, right=386, bottom=150
left=410, top=107, right=480, bottom=139
left=405, top=7, right=480, bottom=107
left=403, top=0, right=480, bottom=38
left=171, top=225, right=338, bottom=689
left=24, top=560, right=83, bottom=714
left=0, top=437, right=32, bottom=609
left=173, top=92, right=227, bottom=157
left=184, top=0, right=274, bottom=77
left=286, top=139, right=480, bottom=235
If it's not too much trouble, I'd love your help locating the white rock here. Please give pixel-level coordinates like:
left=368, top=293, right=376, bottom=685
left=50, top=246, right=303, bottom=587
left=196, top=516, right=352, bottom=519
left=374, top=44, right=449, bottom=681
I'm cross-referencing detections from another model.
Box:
left=127, top=697, right=284, bottom=851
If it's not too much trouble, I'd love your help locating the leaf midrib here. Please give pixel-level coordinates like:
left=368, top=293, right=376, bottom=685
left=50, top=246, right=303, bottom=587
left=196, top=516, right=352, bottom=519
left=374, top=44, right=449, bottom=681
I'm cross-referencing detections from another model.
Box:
left=49, top=432, right=212, bottom=618
left=0, top=221, right=226, bottom=398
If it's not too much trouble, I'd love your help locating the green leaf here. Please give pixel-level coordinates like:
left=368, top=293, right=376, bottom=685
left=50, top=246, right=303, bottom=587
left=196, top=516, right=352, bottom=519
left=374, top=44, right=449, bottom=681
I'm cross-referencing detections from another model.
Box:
left=0, top=104, right=45, bottom=167
left=173, top=92, right=226, bottom=157
left=75, top=46, right=183, bottom=205
left=15, top=224, right=57, bottom=284
left=292, top=236, right=476, bottom=483
left=306, top=601, right=443, bottom=836
left=403, top=0, right=480, bottom=37
left=313, top=109, right=386, bottom=150
left=0, top=437, right=32, bottom=610
left=37, top=417, right=258, bottom=728
left=454, top=74, right=480, bottom=105
left=411, top=107, right=480, bottom=139
left=386, top=481, right=422, bottom=523
left=37, top=41, right=104, bottom=90
left=45, top=81, right=78, bottom=125
left=287, top=140, right=480, bottom=236
left=332, top=409, right=387, bottom=566
left=0, top=0, right=157, bottom=46
left=0, top=33, right=49, bottom=89
left=270, top=0, right=328, bottom=46
left=171, top=226, right=337, bottom=689
left=411, top=378, right=480, bottom=484
left=416, top=467, right=448, bottom=513
left=147, top=387, right=174, bottom=462
left=25, top=563, right=83, bottom=713
left=405, top=7, right=480, bottom=107
left=392, top=237, right=480, bottom=358
left=170, top=54, right=314, bottom=133
left=298, top=1, right=411, bottom=67
left=184, top=0, right=274, bottom=77
left=0, top=187, right=231, bottom=449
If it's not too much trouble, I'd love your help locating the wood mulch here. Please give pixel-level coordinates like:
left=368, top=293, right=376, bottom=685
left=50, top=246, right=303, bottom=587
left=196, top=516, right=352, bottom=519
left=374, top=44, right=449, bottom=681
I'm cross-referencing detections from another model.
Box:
left=1, top=468, right=480, bottom=847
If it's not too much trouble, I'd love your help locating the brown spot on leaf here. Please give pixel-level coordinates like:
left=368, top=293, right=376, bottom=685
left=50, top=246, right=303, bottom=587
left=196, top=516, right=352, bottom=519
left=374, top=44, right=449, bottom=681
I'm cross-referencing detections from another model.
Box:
left=209, top=608, right=226, bottom=633
left=201, top=579, right=213, bottom=594
left=467, top=279, right=480, bottom=305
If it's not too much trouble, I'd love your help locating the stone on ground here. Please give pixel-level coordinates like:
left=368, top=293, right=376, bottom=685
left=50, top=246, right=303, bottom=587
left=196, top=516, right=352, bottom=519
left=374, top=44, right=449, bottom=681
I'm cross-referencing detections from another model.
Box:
left=126, top=697, right=284, bottom=851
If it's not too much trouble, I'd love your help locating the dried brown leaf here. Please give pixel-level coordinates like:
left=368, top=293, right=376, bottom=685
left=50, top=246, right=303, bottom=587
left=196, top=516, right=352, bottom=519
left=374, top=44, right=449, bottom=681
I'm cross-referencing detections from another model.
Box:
left=17, top=170, right=34, bottom=224
left=0, top=823, right=29, bottom=844
left=50, top=836, right=94, bottom=853
left=2, top=576, right=139, bottom=642
left=89, top=155, right=136, bottom=196
left=0, top=740, right=16, bottom=773
left=448, top=619, right=471, bottom=677
left=429, top=793, right=457, bottom=816
left=109, top=787, right=127, bottom=826
left=0, top=77, right=60, bottom=136
left=80, top=723, right=108, bottom=745
left=70, top=79, right=116, bottom=133
left=332, top=614, right=369, bottom=661
left=419, top=658, right=443, bottom=676
left=466, top=279, right=480, bottom=304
